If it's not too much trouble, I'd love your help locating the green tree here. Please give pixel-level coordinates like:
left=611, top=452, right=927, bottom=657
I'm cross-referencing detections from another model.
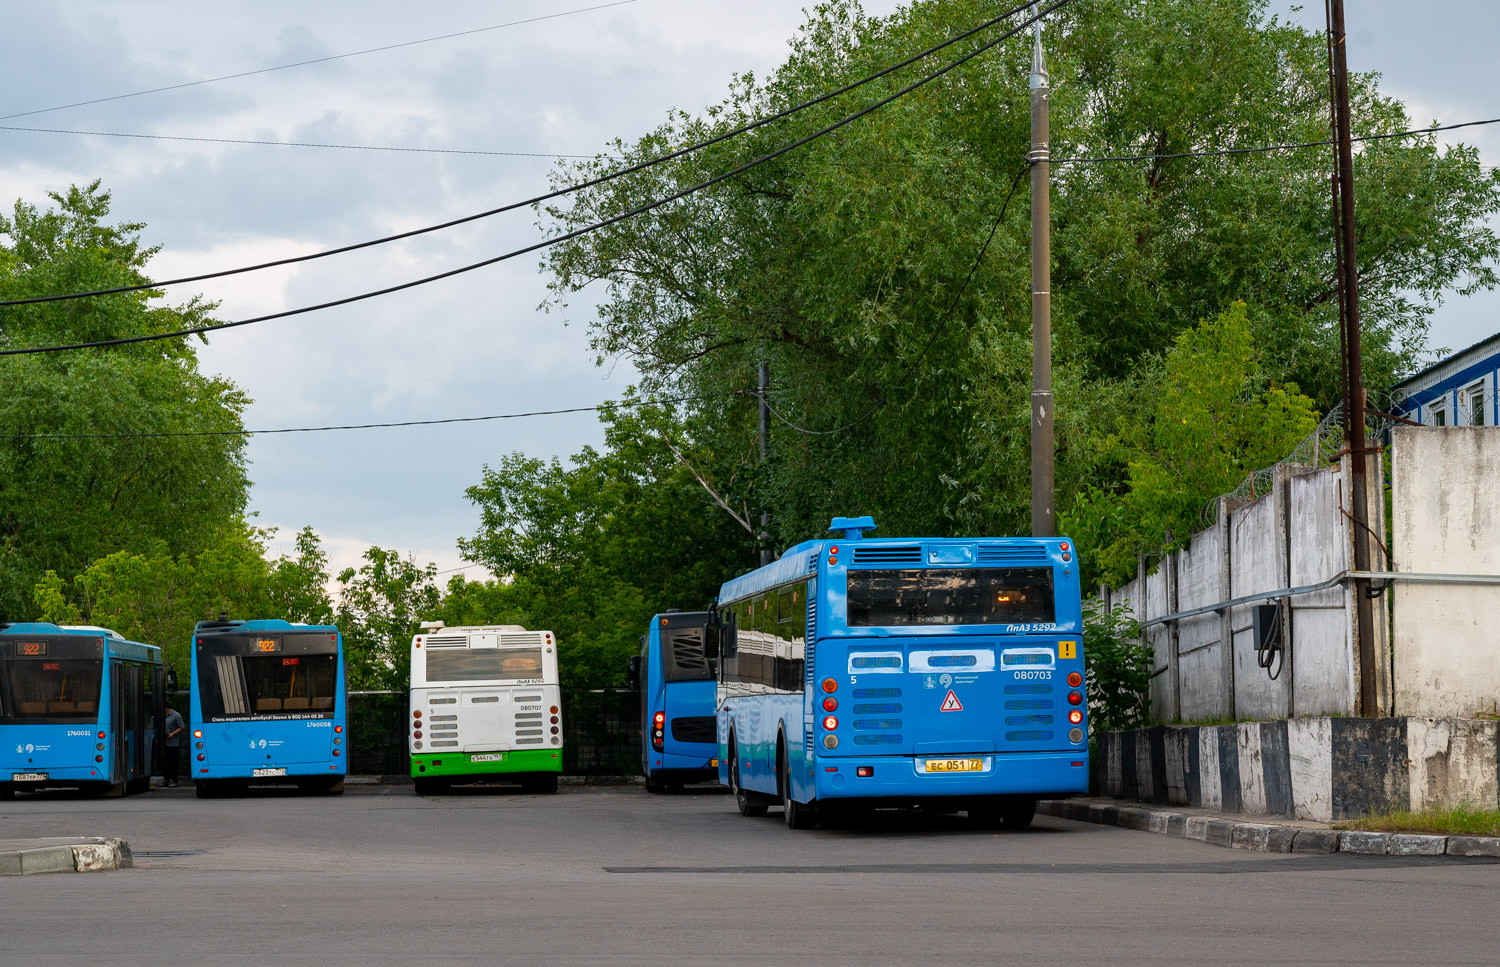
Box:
left=1062, top=304, right=1319, bottom=584
left=454, top=405, right=749, bottom=687
left=0, top=182, right=250, bottom=617
left=335, top=549, right=441, bottom=691
left=538, top=0, right=1499, bottom=552
left=31, top=523, right=333, bottom=682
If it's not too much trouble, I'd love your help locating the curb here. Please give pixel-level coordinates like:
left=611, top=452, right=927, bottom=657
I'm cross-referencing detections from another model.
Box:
left=0, top=838, right=132, bottom=876
left=1037, top=799, right=1500, bottom=859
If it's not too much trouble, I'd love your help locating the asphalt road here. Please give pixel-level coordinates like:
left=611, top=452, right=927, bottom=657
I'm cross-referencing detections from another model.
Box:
left=1, top=783, right=1496, bottom=966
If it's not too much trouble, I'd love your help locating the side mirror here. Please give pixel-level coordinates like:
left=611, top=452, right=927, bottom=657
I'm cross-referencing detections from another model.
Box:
left=626, top=656, right=641, bottom=691
left=703, top=626, right=720, bottom=660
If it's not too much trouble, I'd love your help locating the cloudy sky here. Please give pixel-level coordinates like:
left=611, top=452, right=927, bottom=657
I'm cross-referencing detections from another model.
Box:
left=2, top=0, right=1494, bottom=581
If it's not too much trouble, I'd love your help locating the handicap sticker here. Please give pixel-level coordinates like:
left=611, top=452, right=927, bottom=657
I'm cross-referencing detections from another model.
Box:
left=940, top=690, right=963, bottom=712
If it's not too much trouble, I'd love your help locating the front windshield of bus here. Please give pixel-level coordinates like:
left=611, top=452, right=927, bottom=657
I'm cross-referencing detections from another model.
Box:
left=0, top=659, right=104, bottom=724
left=424, top=647, right=544, bottom=682
left=846, top=567, right=1056, bottom=626
left=197, top=635, right=339, bottom=721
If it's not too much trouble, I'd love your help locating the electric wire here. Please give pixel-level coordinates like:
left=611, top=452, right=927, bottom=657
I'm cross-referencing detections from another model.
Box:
left=763, top=163, right=1032, bottom=437
left=0, top=0, right=1074, bottom=358
left=0, top=1, right=645, bottom=122
left=0, top=124, right=599, bottom=159
left=2, top=390, right=744, bottom=440
left=0, top=0, right=1049, bottom=310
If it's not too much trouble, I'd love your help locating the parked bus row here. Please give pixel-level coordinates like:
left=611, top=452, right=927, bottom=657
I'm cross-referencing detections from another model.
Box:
left=4, top=516, right=1089, bottom=827
left=632, top=516, right=1089, bottom=829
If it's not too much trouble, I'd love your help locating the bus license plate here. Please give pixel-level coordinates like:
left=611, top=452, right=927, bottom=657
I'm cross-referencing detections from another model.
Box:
left=11, top=772, right=47, bottom=782
left=925, top=758, right=982, bottom=773
left=252, top=768, right=287, bottom=778
left=471, top=754, right=504, bottom=762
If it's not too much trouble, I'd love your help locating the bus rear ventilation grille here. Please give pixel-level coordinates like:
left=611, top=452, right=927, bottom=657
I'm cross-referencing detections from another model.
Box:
left=1005, top=730, right=1053, bottom=742
left=852, top=687, right=901, bottom=699
left=671, top=716, right=716, bottom=744
left=852, top=703, right=902, bottom=714
left=850, top=546, right=921, bottom=564
left=1004, top=683, right=1050, bottom=695
left=853, top=734, right=903, bottom=745
left=977, top=545, right=1049, bottom=566
left=1003, top=699, right=1053, bottom=710
left=853, top=719, right=902, bottom=730
left=423, top=636, right=468, bottom=648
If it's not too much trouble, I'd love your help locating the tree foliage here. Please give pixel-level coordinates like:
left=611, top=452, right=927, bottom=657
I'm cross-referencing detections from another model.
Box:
left=335, top=548, right=441, bottom=691
left=0, top=182, right=250, bottom=617
left=538, top=0, right=1500, bottom=573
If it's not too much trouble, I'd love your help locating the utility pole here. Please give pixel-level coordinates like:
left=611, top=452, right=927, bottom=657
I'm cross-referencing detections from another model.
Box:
left=758, top=358, right=773, bottom=566
left=1029, top=22, right=1054, bottom=538
left=1327, top=0, right=1378, bottom=714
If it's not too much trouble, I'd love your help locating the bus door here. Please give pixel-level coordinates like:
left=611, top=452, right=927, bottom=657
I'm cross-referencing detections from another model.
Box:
left=129, top=664, right=146, bottom=781
left=111, top=661, right=126, bottom=783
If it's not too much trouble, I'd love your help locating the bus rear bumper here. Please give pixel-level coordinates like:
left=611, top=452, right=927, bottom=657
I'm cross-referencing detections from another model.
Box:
left=411, top=748, right=563, bottom=778
left=812, top=751, right=1088, bottom=801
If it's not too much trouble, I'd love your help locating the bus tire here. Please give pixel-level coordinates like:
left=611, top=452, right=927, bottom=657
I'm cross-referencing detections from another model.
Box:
left=780, top=740, right=818, bottom=830
left=100, top=780, right=127, bottom=799
left=966, top=803, right=1003, bottom=829
left=325, top=778, right=346, bottom=795
left=194, top=780, right=215, bottom=799
left=522, top=774, right=558, bottom=795
left=0, top=783, right=13, bottom=800
left=644, top=773, right=669, bottom=794
left=1001, top=797, right=1037, bottom=829
left=413, top=777, right=445, bottom=796
left=728, top=737, right=767, bottom=818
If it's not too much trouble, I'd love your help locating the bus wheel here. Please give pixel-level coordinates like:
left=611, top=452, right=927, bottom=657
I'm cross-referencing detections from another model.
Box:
left=325, top=778, right=346, bottom=796
left=780, top=746, right=818, bottom=830
left=100, top=780, right=127, bottom=799
left=728, top=739, right=767, bottom=818
left=644, top=774, right=669, bottom=794
left=966, top=803, right=1002, bottom=829
left=522, top=774, right=558, bottom=795
left=1001, top=798, right=1037, bottom=829
left=194, top=780, right=215, bottom=799
left=413, top=777, right=445, bottom=796
left=0, top=783, right=13, bottom=800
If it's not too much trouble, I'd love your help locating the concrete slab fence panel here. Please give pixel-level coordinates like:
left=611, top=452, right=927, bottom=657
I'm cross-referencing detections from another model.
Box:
left=1198, top=726, right=1222, bottom=809
left=1230, top=494, right=1291, bottom=720
left=1217, top=726, right=1242, bottom=813
left=1145, top=564, right=1175, bottom=722
left=1330, top=717, right=1410, bottom=820
left=1391, top=426, right=1500, bottom=719
left=1287, top=468, right=1356, bottom=716
left=1176, top=523, right=1232, bottom=722
left=1237, top=722, right=1269, bottom=814
left=1287, top=717, right=1334, bottom=822
left=1406, top=718, right=1500, bottom=812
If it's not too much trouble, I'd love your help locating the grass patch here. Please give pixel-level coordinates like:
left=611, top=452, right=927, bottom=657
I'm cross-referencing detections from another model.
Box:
left=1334, top=805, right=1500, bottom=837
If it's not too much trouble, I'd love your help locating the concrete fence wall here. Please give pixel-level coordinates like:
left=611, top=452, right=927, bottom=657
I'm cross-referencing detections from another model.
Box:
left=1097, top=458, right=1381, bottom=723
left=1099, top=717, right=1500, bottom=821
left=1391, top=427, right=1500, bottom=718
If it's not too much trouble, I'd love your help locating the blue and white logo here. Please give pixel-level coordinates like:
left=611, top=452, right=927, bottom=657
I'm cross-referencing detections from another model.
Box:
left=923, top=675, right=937, bottom=690
left=939, top=673, right=953, bottom=689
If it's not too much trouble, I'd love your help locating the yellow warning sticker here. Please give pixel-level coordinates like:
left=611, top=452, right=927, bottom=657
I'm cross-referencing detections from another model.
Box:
left=1058, top=640, right=1077, bottom=660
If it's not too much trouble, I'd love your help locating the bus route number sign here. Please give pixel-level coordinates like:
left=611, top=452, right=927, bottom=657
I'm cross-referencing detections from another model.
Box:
left=19, top=641, right=47, bottom=657
left=255, top=639, right=282, bottom=654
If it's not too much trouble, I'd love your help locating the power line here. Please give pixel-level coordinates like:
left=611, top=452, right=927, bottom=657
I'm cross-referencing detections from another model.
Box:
left=0, top=0, right=1049, bottom=310
left=0, top=1, right=645, bottom=122
left=0, top=0, right=1073, bottom=357
left=1051, top=116, right=1500, bottom=165
left=3, top=391, right=738, bottom=440
left=763, top=164, right=1032, bottom=437
left=0, top=124, right=599, bottom=159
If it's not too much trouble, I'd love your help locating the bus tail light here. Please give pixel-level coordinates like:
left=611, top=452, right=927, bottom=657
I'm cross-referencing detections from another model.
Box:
left=333, top=749, right=341, bottom=757
left=823, top=735, right=838, bottom=750
left=652, top=711, right=665, bottom=751
left=856, top=766, right=873, bottom=778
left=335, top=726, right=342, bottom=733
left=1067, top=692, right=1083, bottom=706
left=821, top=678, right=838, bottom=694
left=1067, top=672, right=1082, bottom=688
left=193, top=730, right=202, bottom=738
left=1069, top=709, right=1083, bottom=724
left=822, top=696, right=837, bottom=712
left=822, top=715, right=838, bottom=731
left=95, top=755, right=103, bottom=763
left=98, top=731, right=106, bottom=739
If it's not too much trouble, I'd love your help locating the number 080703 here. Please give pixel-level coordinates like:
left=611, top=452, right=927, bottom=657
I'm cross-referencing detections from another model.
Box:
left=1013, top=670, right=1052, bottom=680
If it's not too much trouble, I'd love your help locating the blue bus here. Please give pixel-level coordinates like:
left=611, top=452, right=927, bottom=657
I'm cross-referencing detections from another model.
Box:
left=0, top=623, right=163, bottom=798
left=628, top=611, right=719, bottom=792
left=713, top=516, right=1088, bottom=829
left=190, top=618, right=347, bottom=797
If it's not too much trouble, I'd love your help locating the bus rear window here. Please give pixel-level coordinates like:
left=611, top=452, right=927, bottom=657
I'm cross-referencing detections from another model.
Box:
left=0, top=659, right=104, bottom=724
left=201, top=654, right=338, bottom=719
left=425, top=648, right=543, bottom=682
left=845, top=568, right=1055, bottom=626
left=663, top=629, right=714, bottom=682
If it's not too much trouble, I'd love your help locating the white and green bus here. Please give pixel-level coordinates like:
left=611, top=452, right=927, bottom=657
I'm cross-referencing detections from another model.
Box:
left=408, top=623, right=562, bottom=794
